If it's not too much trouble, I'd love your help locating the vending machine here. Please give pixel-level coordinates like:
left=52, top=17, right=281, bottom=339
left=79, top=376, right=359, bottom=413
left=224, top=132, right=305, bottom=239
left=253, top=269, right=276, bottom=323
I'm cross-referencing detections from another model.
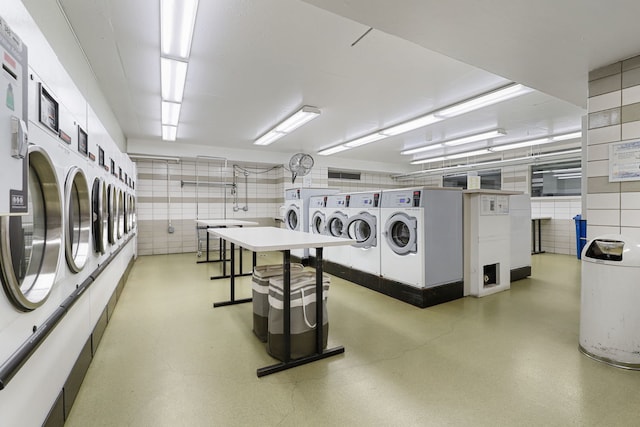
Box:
left=0, top=16, right=28, bottom=215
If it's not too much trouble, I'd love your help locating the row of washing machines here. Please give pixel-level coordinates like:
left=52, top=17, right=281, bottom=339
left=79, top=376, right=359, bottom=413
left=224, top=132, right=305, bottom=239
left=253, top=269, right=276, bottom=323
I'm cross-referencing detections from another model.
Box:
left=283, top=187, right=463, bottom=290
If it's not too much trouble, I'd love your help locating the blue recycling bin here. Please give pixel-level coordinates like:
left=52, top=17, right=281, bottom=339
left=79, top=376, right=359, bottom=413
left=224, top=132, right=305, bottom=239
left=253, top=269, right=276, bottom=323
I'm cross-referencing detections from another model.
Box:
left=573, top=215, right=587, bottom=259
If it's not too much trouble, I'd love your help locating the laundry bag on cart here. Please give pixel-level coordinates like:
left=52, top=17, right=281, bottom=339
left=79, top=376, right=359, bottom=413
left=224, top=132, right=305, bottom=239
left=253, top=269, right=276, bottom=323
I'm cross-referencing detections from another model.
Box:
left=267, top=272, right=330, bottom=361
left=252, top=263, right=304, bottom=342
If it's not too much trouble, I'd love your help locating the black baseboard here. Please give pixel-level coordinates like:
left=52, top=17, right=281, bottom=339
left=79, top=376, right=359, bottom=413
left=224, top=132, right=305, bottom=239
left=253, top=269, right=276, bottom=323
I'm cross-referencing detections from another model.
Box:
left=43, top=255, right=135, bottom=426
left=510, top=266, right=531, bottom=282
left=310, top=256, right=463, bottom=308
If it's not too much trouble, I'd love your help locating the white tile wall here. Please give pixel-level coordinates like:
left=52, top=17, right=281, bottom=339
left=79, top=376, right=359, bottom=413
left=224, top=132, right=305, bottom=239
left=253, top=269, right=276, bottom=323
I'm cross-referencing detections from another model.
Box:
left=587, top=193, right=620, bottom=209
left=588, top=90, right=621, bottom=112
left=622, top=86, right=640, bottom=105
left=621, top=120, right=640, bottom=140
left=531, top=196, right=581, bottom=255
left=621, top=192, right=640, bottom=209
left=587, top=209, right=620, bottom=226
left=588, top=125, right=621, bottom=145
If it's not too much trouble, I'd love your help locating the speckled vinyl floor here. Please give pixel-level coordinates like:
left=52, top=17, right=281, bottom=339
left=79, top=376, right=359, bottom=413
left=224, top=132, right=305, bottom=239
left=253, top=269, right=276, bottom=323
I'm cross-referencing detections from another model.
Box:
left=65, top=251, right=640, bottom=426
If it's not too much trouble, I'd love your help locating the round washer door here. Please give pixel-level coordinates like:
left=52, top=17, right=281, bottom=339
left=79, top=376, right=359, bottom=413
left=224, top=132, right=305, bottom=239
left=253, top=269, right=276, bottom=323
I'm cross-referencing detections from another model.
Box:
left=346, top=212, right=377, bottom=248
left=0, top=146, right=62, bottom=311
left=107, top=184, right=116, bottom=244
left=285, top=205, right=300, bottom=231
left=92, top=178, right=107, bottom=254
left=326, top=212, right=348, bottom=237
left=65, top=166, right=91, bottom=272
left=116, top=189, right=124, bottom=239
left=384, top=212, right=417, bottom=255
left=310, top=211, right=325, bottom=234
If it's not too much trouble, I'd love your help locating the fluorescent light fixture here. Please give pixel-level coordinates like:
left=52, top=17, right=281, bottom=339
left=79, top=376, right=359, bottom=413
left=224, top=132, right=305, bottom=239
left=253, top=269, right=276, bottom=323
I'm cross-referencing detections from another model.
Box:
left=274, top=106, right=321, bottom=133
left=383, top=114, right=441, bottom=136
left=162, top=125, right=177, bottom=141
left=254, top=130, right=285, bottom=146
left=446, top=148, right=492, bottom=159
left=491, top=137, right=551, bottom=152
left=551, top=167, right=581, bottom=173
left=411, top=156, right=447, bottom=165
left=318, top=145, right=350, bottom=156
left=442, top=129, right=505, bottom=147
left=553, top=131, right=582, bottom=141
left=345, top=133, right=387, bottom=148
left=254, top=106, right=321, bottom=146
left=435, top=83, right=533, bottom=118
left=161, top=57, right=188, bottom=102
left=556, top=175, right=582, bottom=180
left=490, top=130, right=581, bottom=153
left=162, top=101, right=182, bottom=126
left=401, top=143, right=443, bottom=156
left=161, top=0, right=199, bottom=59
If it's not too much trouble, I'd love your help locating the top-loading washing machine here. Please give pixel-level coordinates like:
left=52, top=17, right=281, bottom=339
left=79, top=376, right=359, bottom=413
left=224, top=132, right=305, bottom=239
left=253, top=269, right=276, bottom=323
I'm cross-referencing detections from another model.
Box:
left=344, top=190, right=381, bottom=275
left=379, top=187, right=462, bottom=288
left=323, top=193, right=350, bottom=266
left=283, top=187, right=339, bottom=260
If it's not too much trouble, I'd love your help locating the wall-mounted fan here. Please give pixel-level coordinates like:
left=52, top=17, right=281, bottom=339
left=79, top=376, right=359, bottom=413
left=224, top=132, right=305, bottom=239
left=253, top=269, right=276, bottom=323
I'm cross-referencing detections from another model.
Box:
left=288, top=153, right=314, bottom=183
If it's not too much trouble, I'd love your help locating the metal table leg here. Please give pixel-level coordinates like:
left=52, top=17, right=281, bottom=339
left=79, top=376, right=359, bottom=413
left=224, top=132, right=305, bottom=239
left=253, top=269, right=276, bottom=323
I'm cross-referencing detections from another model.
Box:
left=213, top=240, right=253, bottom=307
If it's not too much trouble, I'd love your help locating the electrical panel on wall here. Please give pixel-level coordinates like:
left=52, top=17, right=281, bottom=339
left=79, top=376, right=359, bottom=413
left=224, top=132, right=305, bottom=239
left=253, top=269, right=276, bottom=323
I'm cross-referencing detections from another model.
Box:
left=0, top=16, right=28, bottom=215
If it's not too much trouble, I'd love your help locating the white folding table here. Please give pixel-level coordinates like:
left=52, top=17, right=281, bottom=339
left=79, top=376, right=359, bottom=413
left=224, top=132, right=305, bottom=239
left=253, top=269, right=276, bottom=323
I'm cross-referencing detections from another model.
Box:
left=195, top=219, right=258, bottom=278
left=208, top=226, right=353, bottom=377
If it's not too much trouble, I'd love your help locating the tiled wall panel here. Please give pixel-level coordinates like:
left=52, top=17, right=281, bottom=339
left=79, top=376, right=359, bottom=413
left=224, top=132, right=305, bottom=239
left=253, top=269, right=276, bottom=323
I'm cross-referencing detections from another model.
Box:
left=586, top=54, right=640, bottom=241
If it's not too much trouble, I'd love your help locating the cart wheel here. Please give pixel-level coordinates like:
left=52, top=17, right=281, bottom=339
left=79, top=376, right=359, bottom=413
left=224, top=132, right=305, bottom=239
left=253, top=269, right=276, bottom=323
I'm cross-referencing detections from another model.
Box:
left=197, top=251, right=202, bottom=258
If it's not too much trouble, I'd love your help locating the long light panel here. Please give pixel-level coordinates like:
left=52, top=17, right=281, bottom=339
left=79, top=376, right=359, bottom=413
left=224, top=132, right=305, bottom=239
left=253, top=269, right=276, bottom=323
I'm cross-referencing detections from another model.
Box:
left=254, top=106, right=321, bottom=146
left=318, top=82, right=532, bottom=156
left=490, top=131, right=581, bottom=152
left=409, top=130, right=582, bottom=165
left=162, top=101, right=181, bottom=126
left=161, top=0, right=199, bottom=59
left=401, top=129, right=505, bottom=155
left=160, top=0, right=199, bottom=141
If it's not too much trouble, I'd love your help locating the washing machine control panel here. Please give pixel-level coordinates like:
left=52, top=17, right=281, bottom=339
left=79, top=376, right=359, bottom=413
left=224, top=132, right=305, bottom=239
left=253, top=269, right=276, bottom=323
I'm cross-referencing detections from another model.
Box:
left=0, top=17, right=28, bottom=215
left=325, top=194, right=347, bottom=208
left=284, top=188, right=300, bottom=200
left=348, top=192, right=380, bottom=208
left=380, top=189, right=423, bottom=208
left=309, top=196, right=325, bottom=207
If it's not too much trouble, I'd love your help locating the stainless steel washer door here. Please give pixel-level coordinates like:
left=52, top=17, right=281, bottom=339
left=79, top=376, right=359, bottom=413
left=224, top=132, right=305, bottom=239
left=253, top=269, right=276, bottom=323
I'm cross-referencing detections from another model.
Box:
left=92, top=178, right=107, bottom=254
left=326, top=212, right=348, bottom=237
left=0, top=146, right=62, bottom=311
left=310, top=211, right=325, bottom=234
left=107, top=184, right=116, bottom=244
left=285, top=206, right=300, bottom=231
left=346, top=212, right=377, bottom=248
left=65, top=167, right=91, bottom=272
left=117, top=189, right=124, bottom=239
left=384, top=212, right=417, bottom=255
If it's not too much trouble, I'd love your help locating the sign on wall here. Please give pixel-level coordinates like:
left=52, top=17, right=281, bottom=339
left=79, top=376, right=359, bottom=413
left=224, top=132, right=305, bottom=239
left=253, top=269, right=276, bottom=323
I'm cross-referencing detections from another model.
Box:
left=609, top=140, right=640, bottom=182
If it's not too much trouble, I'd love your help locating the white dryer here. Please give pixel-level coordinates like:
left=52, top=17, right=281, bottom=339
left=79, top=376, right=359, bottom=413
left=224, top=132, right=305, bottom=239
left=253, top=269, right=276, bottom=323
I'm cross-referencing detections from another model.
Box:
left=344, top=191, right=381, bottom=275
left=323, top=193, right=350, bottom=266
left=283, top=187, right=338, bottom=259
left=380, top=187, right=463, bottom=288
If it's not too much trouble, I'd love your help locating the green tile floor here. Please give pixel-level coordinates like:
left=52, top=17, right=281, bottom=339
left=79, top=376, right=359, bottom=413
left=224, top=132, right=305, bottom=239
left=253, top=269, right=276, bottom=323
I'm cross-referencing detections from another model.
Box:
left=65, top=252, right=640, bottom=426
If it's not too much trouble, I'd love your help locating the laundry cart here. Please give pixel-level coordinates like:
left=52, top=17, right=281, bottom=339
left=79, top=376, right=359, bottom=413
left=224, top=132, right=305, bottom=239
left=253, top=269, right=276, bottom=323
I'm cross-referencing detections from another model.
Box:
left=252, top=263, right=304, bottom=342
left=267, top=272, right=330, bottom=361
left=580, top=235, right=640, bottom=369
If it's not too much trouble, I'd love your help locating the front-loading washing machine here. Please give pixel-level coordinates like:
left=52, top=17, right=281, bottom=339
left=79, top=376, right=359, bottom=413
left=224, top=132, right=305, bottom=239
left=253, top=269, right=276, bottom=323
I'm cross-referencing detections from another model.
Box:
left=0, top=145, right=63, bottom=311
left=380, top=187, right=463, bottom=288
left=283, top=187, right=339, bottom=260
left=344, top=190, right=381, bottom=275
left=308, top=195, right=327, bottom=258
left=323, top=193, right=350, bottom=266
